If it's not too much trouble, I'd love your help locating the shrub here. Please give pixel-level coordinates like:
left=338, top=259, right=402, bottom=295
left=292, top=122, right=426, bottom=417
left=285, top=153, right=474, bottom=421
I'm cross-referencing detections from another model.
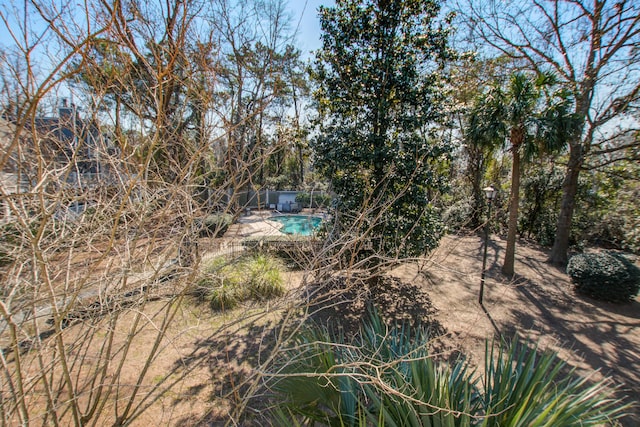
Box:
left=441, top=197, right=475, bottom=232
left=567, top=252, right=640, bottom=302
left=295, top=192, right=332, bottom=208
left=199, top=213, right=233, bottom=237
left=245, top=254, right=283, bottom=299
left=208, top=282, right=245, bottom=310
left=270, top=310, right=627, bottom=426
left=197, top=254, right=285, bottom=310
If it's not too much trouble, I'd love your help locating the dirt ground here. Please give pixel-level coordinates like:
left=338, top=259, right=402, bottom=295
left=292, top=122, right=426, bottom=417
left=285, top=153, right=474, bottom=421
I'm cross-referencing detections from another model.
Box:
left=118, top=233, right=639, bottom=425
left=18, top=231, right=637, bottom=426
left=403, top=233, right=640, bottom=426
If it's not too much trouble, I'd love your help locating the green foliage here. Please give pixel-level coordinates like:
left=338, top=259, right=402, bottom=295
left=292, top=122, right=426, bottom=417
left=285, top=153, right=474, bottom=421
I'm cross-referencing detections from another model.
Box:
left=481, top=338, right=624, bottom=426
left=441, top=197, right=475, bottom=232
left=466, top=72, right=579, bottom=275
left=503, top=161, right=640, bottom=253
left=199, top=213, right=233, bottom=237
left=566, top=252, right=640, bottom=302
left=295, top=192, right=332, bottom=208
left=208, top=282, right=245, bottom=310
left=265, top=174, right=289, bottom=191
left=311, top=0, right=454, bottom=260
left=572, top=166, right=640, bottom=253
left=197, top=254, right=285, bottom=310
left=519, top=162, right=564, bottom=246
left=245, top=254, right=286, bottom=300
left=271, top=310, right=478, bottom=426
left=270, top=310, right=626, bottom=426
left=465, top=72, right=578, bottom=158
left=449, top=56, right=511, bottom=228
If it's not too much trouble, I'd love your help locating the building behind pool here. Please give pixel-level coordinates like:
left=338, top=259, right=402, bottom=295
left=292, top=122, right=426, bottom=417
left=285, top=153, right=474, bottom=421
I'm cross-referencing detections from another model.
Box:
left=225, top=189, right=330, bottom=212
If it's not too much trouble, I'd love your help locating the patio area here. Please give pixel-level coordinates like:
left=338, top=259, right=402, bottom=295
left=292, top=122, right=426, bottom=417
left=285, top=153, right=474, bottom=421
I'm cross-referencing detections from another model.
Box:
left=225, top=210, right=287, bottom=238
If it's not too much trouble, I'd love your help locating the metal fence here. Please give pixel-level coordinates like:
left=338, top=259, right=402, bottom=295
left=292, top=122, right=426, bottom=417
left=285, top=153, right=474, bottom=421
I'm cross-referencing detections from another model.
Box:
left=227, top=189, right=330, bottom=209
left=198, top=236, right=324, bottom=263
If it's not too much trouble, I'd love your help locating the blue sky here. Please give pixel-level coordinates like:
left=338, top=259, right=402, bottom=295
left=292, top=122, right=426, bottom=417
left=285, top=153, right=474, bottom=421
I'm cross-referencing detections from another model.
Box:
left=0, top=1, right=334, bottom=57
left=289, top=0, right=335, bottom=57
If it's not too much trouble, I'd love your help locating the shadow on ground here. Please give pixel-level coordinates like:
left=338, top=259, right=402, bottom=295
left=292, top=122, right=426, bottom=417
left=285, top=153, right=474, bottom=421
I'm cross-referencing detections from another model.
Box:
left=166, top=272, right=449, bottom=426
left=507, top=278, right=640, bottom=426
left=307, top=273, right=445, bottom=337
left=147, top=234, right=640, bottom=426
left=443, top=234, right=640, bottom=427
left=165, top=312, right=283, bottom=426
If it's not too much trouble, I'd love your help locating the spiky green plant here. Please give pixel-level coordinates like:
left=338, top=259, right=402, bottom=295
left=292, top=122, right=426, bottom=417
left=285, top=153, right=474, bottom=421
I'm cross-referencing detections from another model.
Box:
left=270, top=310, right=479, bottom=426
left=247, top=254, right=285, bottom=300
left=481, top=337, right=626, bottom=427
left=353, top=312, right=480, bottom=427
left=269, top=324, right=359, bottom=425
left=269, top=310, right=628, bottom=426
left=208, top=282, right=245, bottom=310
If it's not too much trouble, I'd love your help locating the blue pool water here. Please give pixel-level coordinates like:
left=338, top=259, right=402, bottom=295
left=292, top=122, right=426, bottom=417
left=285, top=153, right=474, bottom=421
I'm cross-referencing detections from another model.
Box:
left=270, top=215, right=323, bottom=236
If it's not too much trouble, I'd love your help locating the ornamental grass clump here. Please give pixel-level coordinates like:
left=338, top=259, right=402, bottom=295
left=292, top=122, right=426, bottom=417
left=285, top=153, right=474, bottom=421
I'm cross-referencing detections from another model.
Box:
left=567, top=252, right=640, bottom=302
left=197, top=254, right=285, bottom=310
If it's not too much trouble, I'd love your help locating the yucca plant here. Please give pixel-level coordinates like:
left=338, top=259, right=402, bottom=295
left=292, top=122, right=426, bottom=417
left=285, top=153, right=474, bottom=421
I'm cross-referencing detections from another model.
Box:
left=269, top=309, right=628, bottom=426
left=270, top=309, right=479, bottom=427
left=272, top=321, right=366, bottom=425
left=355, top=312, right=479, bottom=427
left=481, top=337, right=627, bottom=426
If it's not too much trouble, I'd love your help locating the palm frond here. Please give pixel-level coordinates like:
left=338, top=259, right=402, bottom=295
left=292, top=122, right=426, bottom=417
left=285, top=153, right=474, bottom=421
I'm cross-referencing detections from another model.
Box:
left=481, top=336, right=629, bottom=427
left=269, top=311, right=629, bottom=427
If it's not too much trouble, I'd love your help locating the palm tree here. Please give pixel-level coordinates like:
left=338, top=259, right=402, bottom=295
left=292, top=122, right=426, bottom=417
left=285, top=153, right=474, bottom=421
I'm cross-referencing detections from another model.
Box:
left=467, top=72, right=576, bottom=277
left=464, top=85, right=504, bottom=228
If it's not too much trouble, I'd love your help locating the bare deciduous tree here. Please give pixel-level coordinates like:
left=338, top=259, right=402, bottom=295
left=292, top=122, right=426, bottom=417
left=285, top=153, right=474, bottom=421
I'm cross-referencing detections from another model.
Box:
left=0, top=0, right=302, bottom=425
left=208, top=0, right=303, bottom=210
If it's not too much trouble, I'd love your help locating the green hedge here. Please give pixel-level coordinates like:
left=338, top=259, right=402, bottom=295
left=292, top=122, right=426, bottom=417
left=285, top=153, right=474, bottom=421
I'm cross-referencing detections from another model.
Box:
left=199, top=213, right=233, bottom=237
left=567, top=252, right=640, bottom=302
left=295, top=192, right=332, bottom=208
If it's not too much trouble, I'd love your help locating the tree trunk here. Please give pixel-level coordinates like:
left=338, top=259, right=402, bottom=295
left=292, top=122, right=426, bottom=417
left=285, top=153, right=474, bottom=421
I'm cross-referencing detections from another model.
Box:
left=467, top=146, right=485, bottom=229
left=502, top=147, right=520, bottom=278
left=549, top=143, right=584, bottom=265
left=298, top=143, right=304, bottom=187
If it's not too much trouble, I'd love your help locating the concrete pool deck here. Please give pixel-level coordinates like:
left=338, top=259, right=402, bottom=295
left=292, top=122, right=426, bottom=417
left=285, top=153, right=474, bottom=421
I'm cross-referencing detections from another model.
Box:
left=224, top=209, right=328, bottom=238
left=201, top=210, right=328, bottom=260
left=227, top=210, right=286, bottom=237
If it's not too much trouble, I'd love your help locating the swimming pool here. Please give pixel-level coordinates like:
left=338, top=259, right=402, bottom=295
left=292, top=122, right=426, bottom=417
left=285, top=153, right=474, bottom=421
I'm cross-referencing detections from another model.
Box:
left=269, top=215, right=323, bottom=236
